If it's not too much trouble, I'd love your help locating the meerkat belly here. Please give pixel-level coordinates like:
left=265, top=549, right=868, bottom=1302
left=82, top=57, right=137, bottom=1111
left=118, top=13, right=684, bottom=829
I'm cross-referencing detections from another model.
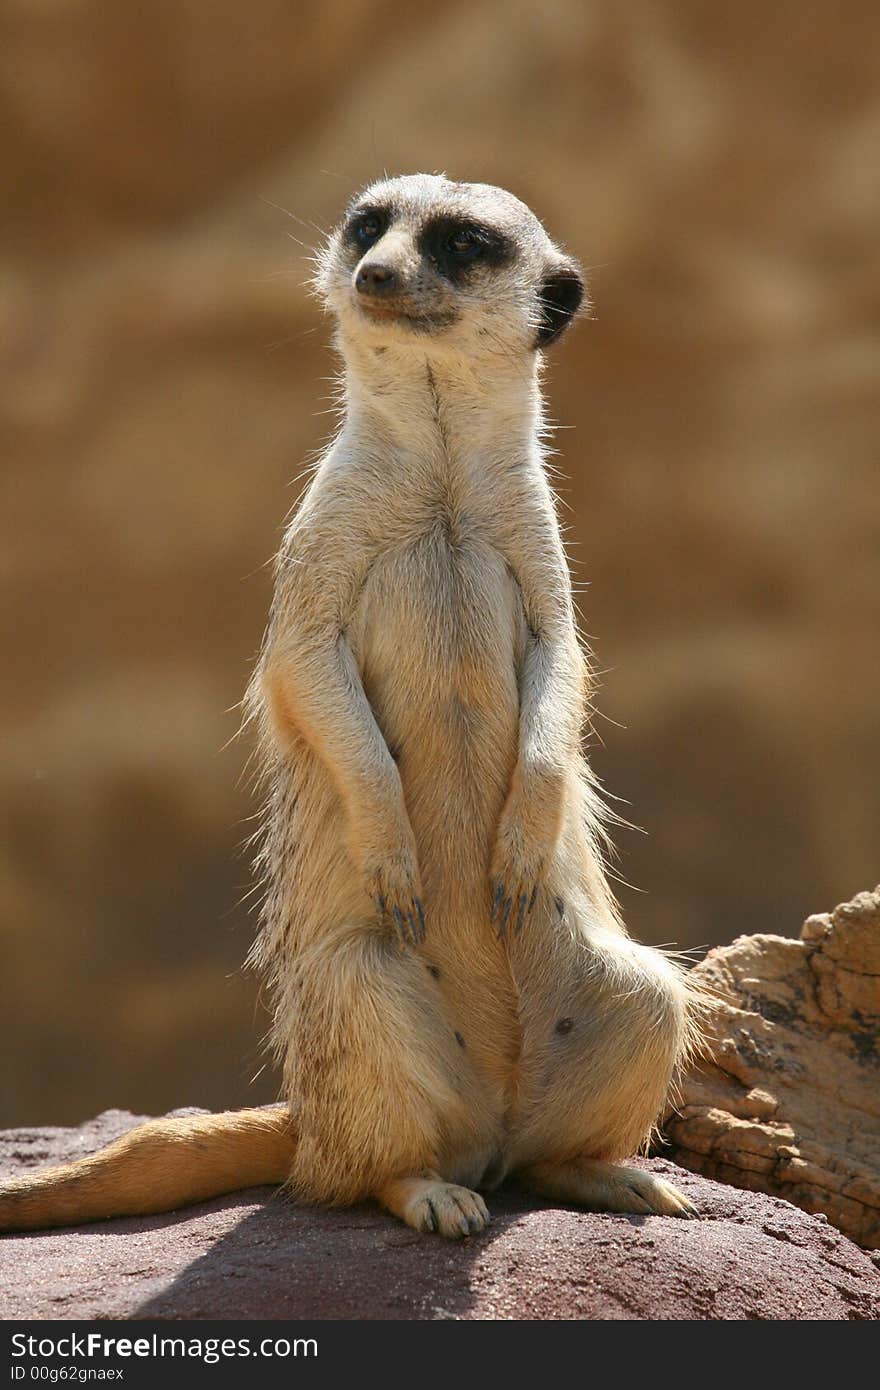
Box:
left=348, top=526, right=527, bottom=1102
left=350, top=526, right=525, bottom=887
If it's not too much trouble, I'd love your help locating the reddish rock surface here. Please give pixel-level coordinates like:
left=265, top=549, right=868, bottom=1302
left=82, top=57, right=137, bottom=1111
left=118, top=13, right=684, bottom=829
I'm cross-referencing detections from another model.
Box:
left=1, top=1111, right=878, bottom=1320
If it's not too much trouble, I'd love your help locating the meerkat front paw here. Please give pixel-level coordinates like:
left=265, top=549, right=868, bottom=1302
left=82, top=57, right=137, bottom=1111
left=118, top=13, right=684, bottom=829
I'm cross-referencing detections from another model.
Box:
left=490, top=775, right=564, bottom=938
left=490, top=870, right=540, bottom=939
left=490, top=818, right=550, bottom=939
left=364, top=841, right=426, bottom=945
left=350, top=798, right=426, bottom=946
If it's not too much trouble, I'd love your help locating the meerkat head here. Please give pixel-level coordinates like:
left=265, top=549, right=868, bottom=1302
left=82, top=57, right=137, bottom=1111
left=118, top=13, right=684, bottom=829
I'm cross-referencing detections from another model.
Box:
left=315, top=174, right=585, bottom=360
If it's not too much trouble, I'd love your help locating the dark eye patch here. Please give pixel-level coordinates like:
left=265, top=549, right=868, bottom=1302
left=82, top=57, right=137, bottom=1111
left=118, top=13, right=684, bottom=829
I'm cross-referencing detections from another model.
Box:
left=418, top=216, right=514, bottom=281
left=342, top=204, right=391, bottom=252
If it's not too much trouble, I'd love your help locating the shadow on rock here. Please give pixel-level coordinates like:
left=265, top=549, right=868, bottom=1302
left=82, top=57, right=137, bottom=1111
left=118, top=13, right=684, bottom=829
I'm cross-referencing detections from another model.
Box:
left=132, top=1186, right=511, bottom=1320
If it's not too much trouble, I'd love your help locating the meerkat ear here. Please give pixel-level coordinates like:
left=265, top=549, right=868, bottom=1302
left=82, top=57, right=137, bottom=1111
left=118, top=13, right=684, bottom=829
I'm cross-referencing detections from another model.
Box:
left=535, top=258, right=585, bottom=349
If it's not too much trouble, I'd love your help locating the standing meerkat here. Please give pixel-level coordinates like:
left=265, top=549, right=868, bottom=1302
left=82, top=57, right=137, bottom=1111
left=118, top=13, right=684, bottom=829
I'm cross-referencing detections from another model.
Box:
left=1, top=175, right=699, bottom=1238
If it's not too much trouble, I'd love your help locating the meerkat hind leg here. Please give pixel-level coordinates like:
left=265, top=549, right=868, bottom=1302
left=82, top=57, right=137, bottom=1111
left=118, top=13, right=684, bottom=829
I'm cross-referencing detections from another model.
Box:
left=376, top=1172, right=491, bottom=1239
left=521, top=1158, right=698, bottom=1219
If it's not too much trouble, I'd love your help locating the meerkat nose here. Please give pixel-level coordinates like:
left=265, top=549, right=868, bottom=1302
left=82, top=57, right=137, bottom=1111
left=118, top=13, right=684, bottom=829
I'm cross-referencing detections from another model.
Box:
left=356, top=262, right=397, bottom=296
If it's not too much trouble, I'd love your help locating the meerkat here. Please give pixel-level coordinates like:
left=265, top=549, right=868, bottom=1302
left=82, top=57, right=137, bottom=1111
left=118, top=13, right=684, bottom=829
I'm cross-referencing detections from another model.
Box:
left=0, top=175, right=699, bottom=1239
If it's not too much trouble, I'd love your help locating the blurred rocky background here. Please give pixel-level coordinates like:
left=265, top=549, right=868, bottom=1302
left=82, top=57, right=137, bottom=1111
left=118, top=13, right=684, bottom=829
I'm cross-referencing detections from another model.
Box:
left=1, top=0, right=878, bottom=1124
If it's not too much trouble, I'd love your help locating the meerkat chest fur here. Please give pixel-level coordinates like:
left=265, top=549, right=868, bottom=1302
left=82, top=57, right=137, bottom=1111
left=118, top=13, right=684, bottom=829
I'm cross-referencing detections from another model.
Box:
left=344, top=351, right=544, bottom=886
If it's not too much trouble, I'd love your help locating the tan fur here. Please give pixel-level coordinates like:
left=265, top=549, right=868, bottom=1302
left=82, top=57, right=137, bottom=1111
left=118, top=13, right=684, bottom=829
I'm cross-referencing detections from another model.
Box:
left=1, top=176, right=700, bottom=1237
left=0, top=1108, right=294, bottom=1231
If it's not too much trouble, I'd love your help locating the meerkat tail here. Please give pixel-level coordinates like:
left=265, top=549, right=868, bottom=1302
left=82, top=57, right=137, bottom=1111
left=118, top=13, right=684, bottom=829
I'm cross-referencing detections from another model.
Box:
left=0, top=1106, right=295, bottom=1232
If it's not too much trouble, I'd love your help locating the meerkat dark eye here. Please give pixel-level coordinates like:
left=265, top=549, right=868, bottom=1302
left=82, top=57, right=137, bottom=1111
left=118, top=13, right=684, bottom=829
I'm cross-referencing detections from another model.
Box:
left=346, top=210, right=388, bottom=250
left=420, top=217, right=512, bottom=280
left=355, top=218, right=380, bottom=248
left=446, top=227, right=483, bottom=259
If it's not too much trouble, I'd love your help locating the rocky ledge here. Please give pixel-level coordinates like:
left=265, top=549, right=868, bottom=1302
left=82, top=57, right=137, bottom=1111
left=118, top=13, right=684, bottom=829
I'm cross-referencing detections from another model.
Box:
left=1, top=1110, right=878, bottom=1320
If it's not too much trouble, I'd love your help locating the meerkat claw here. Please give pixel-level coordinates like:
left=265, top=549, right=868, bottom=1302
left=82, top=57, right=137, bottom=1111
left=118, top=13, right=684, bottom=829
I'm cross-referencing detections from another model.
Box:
left=391, top=905, right=410, bottom=946
left=498, top=896, right=513, bottom=938
left=414, top=897, right=427, bottom=940
left=515, top=893, right=528, bottom=935
left=492, top=886, right=503, bottom=925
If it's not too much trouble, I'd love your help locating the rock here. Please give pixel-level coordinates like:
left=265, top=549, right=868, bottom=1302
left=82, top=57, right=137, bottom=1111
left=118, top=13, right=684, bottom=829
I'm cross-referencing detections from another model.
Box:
left=666, top=887, right=880, bottom=1250
left=1, top=1111, right=878, bottom=1320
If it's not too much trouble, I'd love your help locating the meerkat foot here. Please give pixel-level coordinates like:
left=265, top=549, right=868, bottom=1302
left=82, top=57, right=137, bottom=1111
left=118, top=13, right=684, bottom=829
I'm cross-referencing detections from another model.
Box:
left=376, top=1173, right=491, bottom=1238
left=521, top=1159, right=699, bottom=1219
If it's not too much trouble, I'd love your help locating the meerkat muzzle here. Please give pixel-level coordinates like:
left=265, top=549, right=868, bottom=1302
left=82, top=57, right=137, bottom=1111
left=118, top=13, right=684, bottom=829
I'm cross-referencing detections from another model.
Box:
left=355, top=262, right=398, bottom=296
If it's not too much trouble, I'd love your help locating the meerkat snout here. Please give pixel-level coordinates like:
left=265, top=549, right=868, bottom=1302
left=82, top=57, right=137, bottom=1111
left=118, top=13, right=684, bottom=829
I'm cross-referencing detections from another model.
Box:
left=316, top=172, right=586, bottom=353
left=355, top=262, right=397, bottom=297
